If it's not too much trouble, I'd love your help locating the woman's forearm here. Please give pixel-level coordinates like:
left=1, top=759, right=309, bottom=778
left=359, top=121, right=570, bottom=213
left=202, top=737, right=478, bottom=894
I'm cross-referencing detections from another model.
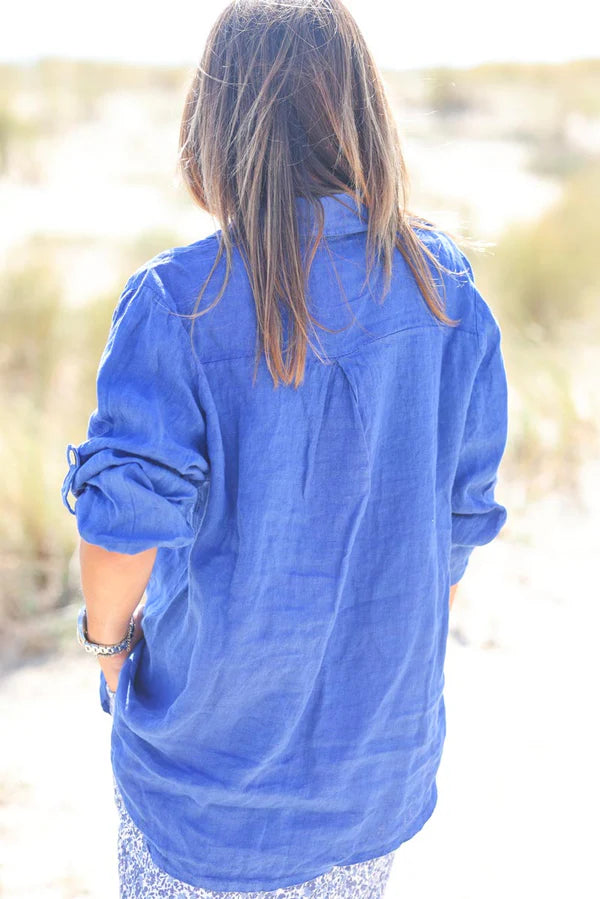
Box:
left=79, top=538, right=156, bottom=644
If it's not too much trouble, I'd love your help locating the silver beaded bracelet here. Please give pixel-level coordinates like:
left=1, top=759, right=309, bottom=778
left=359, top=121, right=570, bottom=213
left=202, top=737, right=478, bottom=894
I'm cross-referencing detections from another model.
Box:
left=76, top=606, right=135, bottom=656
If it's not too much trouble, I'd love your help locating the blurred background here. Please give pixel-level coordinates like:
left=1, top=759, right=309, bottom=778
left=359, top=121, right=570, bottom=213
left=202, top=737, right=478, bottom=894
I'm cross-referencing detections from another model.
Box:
left=1, top=1, right=599, bottom=897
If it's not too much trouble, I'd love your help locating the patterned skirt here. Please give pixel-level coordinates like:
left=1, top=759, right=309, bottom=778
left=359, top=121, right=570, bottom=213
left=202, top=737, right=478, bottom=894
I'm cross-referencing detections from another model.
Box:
left=107, top=688, right=397, bottom=899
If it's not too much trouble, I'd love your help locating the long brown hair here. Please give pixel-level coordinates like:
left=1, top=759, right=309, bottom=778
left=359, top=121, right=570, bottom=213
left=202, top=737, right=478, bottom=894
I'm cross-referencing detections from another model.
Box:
left=178, top=0, right=462, bottom=388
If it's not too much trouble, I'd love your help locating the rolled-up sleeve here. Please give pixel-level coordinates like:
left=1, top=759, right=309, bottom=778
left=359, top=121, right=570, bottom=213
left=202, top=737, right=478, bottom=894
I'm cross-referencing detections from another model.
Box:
left=61, top=270, right=210, bottom=554
left=450, top=281, right=509, bottom=584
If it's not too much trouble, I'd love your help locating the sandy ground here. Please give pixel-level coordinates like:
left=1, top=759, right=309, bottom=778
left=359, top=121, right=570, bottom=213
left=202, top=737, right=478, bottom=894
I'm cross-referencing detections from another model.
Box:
left=1, top=464, right=599, bottom=898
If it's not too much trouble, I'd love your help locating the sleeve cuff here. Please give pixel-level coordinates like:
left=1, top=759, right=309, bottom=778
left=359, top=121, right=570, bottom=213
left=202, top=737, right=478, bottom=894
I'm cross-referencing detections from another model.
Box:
left=61, top=442, right=206, bottom=554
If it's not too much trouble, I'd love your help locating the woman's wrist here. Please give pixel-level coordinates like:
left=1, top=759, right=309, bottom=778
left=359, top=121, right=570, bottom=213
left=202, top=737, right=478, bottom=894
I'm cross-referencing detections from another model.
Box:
left=85, top=614, right=134, bottom=646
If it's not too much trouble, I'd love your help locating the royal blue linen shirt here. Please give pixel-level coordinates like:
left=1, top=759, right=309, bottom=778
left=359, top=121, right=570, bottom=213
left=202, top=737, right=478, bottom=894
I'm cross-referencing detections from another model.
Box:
left=61, top=192, right=508, bottom=891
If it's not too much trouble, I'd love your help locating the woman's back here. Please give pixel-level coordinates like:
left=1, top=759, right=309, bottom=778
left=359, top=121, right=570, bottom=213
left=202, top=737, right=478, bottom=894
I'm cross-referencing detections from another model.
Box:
left=62, top=190, right=508, bottom=891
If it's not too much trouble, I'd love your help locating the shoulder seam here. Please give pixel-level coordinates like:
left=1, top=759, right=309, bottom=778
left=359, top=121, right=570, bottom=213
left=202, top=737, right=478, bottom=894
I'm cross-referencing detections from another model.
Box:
left=127, top=271, right=206, bottom=371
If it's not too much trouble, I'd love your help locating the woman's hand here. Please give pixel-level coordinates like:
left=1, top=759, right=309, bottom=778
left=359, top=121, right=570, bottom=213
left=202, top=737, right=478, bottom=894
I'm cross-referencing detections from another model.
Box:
left=98, top=603, right=145, bottom=693
left=449, top=582, right=459, bottom=611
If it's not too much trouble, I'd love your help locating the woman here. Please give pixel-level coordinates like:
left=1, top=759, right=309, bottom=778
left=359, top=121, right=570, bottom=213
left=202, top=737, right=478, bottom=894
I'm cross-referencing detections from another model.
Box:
left=61, top=1, right=508, bottom=897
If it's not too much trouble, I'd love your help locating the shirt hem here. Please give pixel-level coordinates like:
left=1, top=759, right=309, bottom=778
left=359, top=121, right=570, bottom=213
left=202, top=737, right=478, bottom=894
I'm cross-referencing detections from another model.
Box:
left=133, top=784, right=439, bottom=892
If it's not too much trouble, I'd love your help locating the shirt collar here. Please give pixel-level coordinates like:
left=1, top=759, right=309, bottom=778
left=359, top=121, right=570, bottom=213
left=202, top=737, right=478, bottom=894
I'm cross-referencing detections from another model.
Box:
left=295, top=191, right=369, bottom=238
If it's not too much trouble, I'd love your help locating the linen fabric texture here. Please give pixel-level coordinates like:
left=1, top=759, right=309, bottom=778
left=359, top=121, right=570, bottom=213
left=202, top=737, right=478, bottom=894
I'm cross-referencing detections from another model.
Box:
left=109, top=682, right=397, bottom=899
left=61, top=192, right=508, bottom=892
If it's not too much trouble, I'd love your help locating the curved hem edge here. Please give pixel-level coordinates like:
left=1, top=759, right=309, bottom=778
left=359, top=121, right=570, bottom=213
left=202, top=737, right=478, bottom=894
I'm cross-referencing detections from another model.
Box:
left=120, top=783, right=439, bottom=892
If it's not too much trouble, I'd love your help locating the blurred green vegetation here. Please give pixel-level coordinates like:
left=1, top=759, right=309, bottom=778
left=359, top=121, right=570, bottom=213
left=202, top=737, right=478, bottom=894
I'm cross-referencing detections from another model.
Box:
left=0, top=57, right=194, bottom=183
left=463, top=58, right=600, bottom=117
left=0, top=58, right=191, bottom=132
left=0, top=239, right=101, bottom=656
left=469, top=159, right=600, bottom=498
left=488, top=160, right=600, bottom=340
left=0, top=230, right=182, bottom=664
left=424, top=66, right=475, bottom=118
left=417, top=58, right=600, bottom=118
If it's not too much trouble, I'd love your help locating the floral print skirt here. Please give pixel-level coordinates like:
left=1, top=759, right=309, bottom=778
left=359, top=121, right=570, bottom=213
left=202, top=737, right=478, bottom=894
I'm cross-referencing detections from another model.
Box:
left=107, top=688, right=397, bottom=899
